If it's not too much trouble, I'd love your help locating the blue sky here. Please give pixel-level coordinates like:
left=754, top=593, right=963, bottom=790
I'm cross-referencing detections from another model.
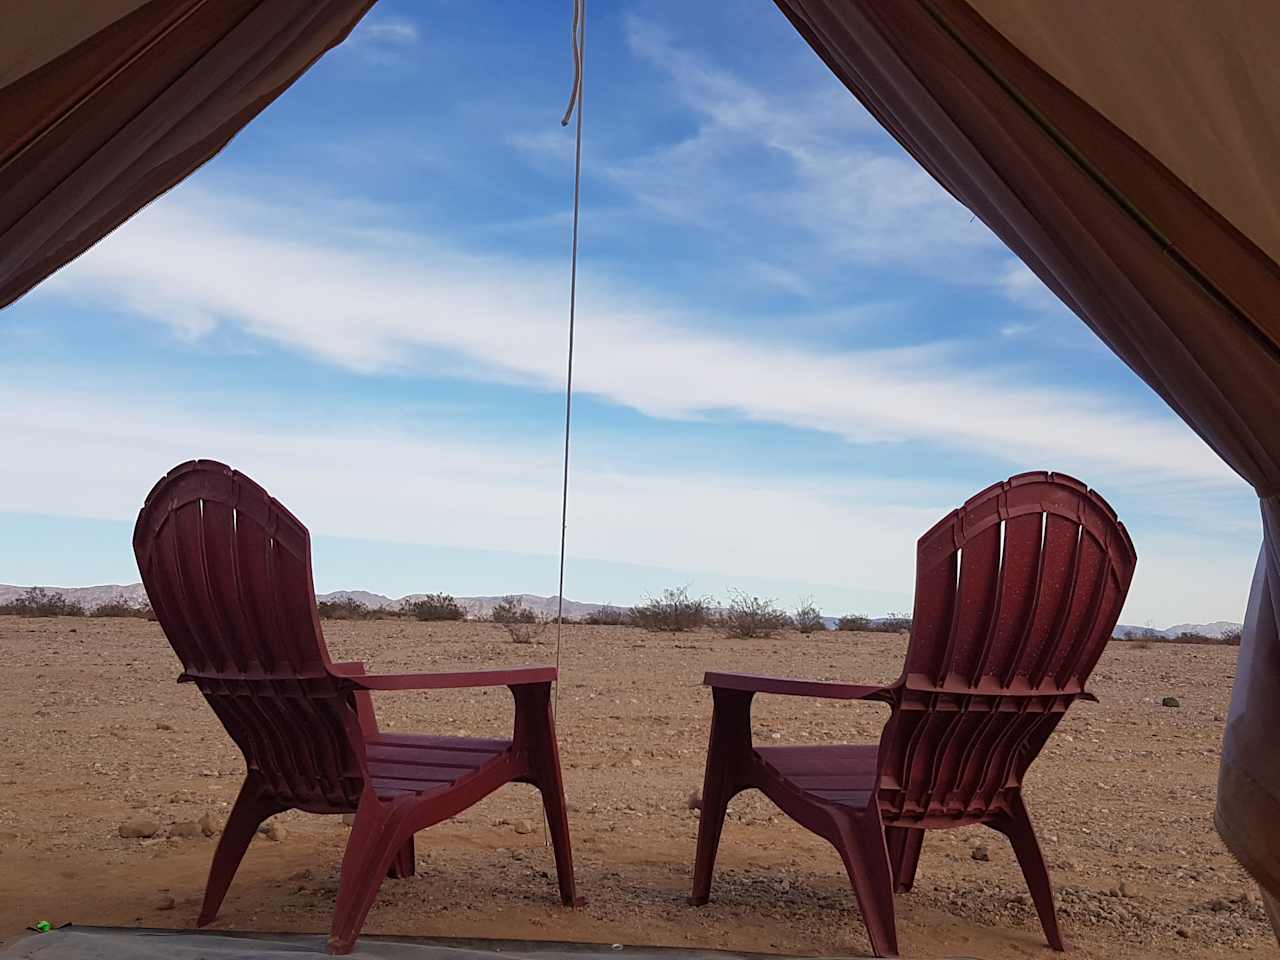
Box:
left=0, top=1, right=1262, bottom=626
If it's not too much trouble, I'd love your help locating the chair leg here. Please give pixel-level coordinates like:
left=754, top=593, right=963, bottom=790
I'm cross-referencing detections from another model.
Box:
left=885, top=826, right=924, bottom=893
left=329, top=791, right=407, bottom=956
left=834, top=809, right=899, bottom=958
left=513, top=683, right=580, bottom=907
left=991, top=794, right=1066, bottom=951
left=386, top=836, right=415, bottom=880
left=197, top=776, right=282, bottom=927
left=690, top=688, right=752, bottom=906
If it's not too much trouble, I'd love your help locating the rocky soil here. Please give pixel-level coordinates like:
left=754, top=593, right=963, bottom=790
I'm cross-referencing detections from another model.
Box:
left=0, top=616, right=1272, bottom=958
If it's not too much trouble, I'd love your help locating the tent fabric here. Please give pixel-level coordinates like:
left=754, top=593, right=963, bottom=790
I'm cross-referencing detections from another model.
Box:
left=969, top=0, right=1280, bottom=273
left=0, top=0, right=377, bottom=309
left=770, top=0, right=1280, bottom=909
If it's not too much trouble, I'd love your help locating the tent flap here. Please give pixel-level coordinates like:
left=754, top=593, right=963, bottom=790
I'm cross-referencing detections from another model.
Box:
left=772, top=0, right=1280, bottom=908
left=0, top=0, right=377, bottom=309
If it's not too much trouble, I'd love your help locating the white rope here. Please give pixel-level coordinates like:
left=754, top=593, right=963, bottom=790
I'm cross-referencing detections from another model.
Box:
left=554, top=0, right=585, bottom=690
left=544, top=0, right=586, bottom=852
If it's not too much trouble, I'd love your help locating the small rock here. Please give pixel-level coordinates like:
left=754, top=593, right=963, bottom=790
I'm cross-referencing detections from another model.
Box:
left=514, top=819, right=535, bottom=835
left=288, top=869, right=313, bottom=881
left=341, top=814, right=356, bottom=826
left=970, top=845, right=990, bottom=862
left=198, top=813, right=220, bottom=838
left=169, top=820, right=202, bottom=839
left=199, top=769, right=218, bottom=778
left=155, top=895, right=176, bottom=911
left=259, top=821, right=286, bottom=842
left=687, top=791, right=702, bottom=811
left=1162, top=696, right=1181, bottom=708
left=156, top=722, right=174, bottom=731
left=1176, top=928, right=1190, bottom=939
left=118, top=818, right=160, bottom=839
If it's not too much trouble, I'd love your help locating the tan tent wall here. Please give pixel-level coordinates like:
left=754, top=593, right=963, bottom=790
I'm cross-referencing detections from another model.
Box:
left=971, top=0, right=1280, bottom=272
left=0, top=0, right=377, bottom=309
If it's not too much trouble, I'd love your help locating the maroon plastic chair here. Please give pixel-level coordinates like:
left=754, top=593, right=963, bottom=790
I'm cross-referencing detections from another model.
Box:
left=133, top=460, right=578, bottom=955
left=689, top=472, right=1136, bottom=956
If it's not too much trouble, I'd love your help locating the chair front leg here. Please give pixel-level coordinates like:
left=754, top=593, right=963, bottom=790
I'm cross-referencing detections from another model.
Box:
left=690, top=687, right=754, bottom=905
left=512, top=682, right=580, bottom=906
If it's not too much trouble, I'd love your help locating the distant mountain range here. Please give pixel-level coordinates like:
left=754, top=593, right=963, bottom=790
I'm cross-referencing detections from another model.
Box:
left=0, top=582, right=150, bottom=608
left=318, top=590, right=607, bottom=621
left=0, top=582, right=1243, bottom=637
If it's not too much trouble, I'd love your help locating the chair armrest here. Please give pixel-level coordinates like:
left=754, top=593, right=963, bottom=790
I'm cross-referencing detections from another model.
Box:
left=329, top=661, right=367, bottom=677
left=704, top=671, right=896, bottom=702
left=346, top=665, right=557, bottom=691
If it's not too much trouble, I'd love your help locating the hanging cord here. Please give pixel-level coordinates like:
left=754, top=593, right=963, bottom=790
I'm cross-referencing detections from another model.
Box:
left=554, top=0, right=585, bottom=694
left=541, top=0, right=586, bottom=852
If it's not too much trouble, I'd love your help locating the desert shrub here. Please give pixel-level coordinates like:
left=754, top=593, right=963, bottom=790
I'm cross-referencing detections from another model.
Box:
left=582, top=605, right=629, bottom=626
left=1112, top=628, right=1241, bottom=647
left=866, top=611, right=912, bottom=634
left=89, top=598, right=152, bottom=618
left=492, top=597, right=538, bottom=624
left=317, top=598, right=377, bottom=620
left=0, top=588, right=84, bottom=618
left=1171, top=630, right=1239, bottom=646
left=793, top=597, right=827, bottom=634
left=405, top=593, right=465, bottom=621
left=628, top=587, right=711, bottom=632
left=836, top=613, right=870, bottom=632
left=503, top=620, right=548, bottom=644
left=722, top=590, right=790, bottom=639
left=490, top=598, right=546, bottom=643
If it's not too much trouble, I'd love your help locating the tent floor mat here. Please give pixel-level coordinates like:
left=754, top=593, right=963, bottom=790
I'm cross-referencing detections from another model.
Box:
left=1, top=928, right=877, bottom=960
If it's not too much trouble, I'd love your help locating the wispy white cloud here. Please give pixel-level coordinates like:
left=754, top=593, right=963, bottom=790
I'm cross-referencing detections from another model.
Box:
left=512, top=17, right=1069, bottom=311
left=0, top=379, right=934, bottom=603
left=345, top=15, right=420, bottom=65
left=997, top=260, right=1068, bottom=313
left=615, top=18, right=995, bottom=272
left=362, top=20, right=419, bottom=45
left=38, top=183, right=1234, bottom=494
left=0, top=377, right=1255, bottom=626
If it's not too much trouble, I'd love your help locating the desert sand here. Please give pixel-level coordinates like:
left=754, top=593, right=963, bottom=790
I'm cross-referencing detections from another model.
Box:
left=0, top=616, right=1272, bottom=958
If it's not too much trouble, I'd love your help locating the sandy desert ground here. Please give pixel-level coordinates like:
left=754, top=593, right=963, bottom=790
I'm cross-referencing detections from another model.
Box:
left=0, top=616, right=1273, bottom=959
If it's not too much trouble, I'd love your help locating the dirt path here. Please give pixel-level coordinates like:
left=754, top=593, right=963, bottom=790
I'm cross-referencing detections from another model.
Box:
left=0, top=617, right=1272, bottom=958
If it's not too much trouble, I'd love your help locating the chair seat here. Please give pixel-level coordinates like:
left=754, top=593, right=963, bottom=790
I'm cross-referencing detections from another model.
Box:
left=756, top=743, right=879, bottom=809
left=364, top=733, right=512, bottom=800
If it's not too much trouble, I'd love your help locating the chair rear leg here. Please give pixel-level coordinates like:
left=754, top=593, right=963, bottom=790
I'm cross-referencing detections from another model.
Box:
left=834, top=809, right=900, bottom=958
left=885, top=826, right=924, bottom=893
left=992, top=794, right=1066, bottom=951
left=386, top=836, right=415, bottom=880
left=198, top=776, right=281, bottom=927
left=690, top=688, right=752, bottom=906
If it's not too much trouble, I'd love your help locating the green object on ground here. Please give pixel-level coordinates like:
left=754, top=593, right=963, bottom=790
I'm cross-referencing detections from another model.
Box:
left=34, top=921, right=51, bottom=933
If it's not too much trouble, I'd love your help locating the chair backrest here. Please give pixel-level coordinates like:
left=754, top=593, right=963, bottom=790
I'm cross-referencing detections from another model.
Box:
left=876, top=472, right=1136, bottom=823
left=133, top=460, right=366, bottom=811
